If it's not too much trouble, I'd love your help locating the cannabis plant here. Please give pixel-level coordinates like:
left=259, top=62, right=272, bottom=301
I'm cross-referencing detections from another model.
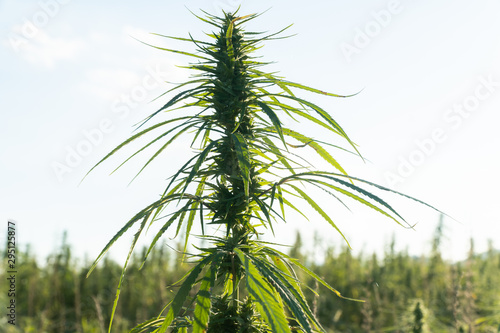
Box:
left=86, top=9, right=441, bottom=333
left=402, top=299, right=431, bottom=333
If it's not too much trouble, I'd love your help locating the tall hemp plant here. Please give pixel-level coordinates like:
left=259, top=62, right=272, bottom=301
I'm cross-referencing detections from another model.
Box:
left=86, top=9, right=441, bottom=333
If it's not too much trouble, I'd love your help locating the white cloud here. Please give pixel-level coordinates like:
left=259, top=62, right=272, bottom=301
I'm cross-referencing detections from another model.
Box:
left=76, top=28, right=189, bottom=102
left=8, top=27, right=85, bottom=69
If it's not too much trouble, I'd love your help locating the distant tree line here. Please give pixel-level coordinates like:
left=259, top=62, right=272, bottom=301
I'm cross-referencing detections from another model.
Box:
left=1, top=223, right=499, bottom=332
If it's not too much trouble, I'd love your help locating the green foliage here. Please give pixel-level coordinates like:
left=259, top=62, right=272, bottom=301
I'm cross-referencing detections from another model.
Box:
left=402, top=299, right=430, bottom=333
left=2, top=230, right=500, bottom=332
left=83, top=8, right=447, bottom=333
left=205, top=296, right=269, bottom=333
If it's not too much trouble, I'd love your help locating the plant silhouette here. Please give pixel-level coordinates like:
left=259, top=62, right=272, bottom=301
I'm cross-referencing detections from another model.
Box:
left=86, top=9, right=444, bottom=333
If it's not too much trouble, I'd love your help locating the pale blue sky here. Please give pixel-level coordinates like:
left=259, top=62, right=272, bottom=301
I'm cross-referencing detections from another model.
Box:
left=1, top=0, right=499, bottom=264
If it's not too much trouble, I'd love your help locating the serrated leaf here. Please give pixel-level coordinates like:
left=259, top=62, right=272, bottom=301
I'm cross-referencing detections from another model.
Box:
left=138, top=87, right=204, bottom=129
left=108, top=212, right=150, bottom=332
left=279, top=79, right=358, bottom=98
left=256, top=101, right=286, bottom=148
left=307, top=177, right=405, bottom=227
left=183, top=140, right=217, bottom=194
left=234, top=248, right=292, bottom=333
left=253, top=256, right=318, bottom=333
left=232, top=133, right=251, bottom=199
left=282, top=127, right=349, bottom=177
left=182, top=178, right=206, bottom=259
left=87, top=194, right=181, bottom=277
left=261, top=93, right=361, bottom=157
left=226, top=19, right=235, bottom=61
left=192, top=268, right=213, bottom=333
left=132, top=36, right=211, bottom=61
left=287, top=183, right=350, bottom=248
left=268, top=247, right=359, bottom=302
left=129, top=121, right=200, bottom=183
left=157, top=257, right=211, bottom=333
left=82, top=116, right=193, bottom=182
left=260, top=136, right=296, bottom=174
